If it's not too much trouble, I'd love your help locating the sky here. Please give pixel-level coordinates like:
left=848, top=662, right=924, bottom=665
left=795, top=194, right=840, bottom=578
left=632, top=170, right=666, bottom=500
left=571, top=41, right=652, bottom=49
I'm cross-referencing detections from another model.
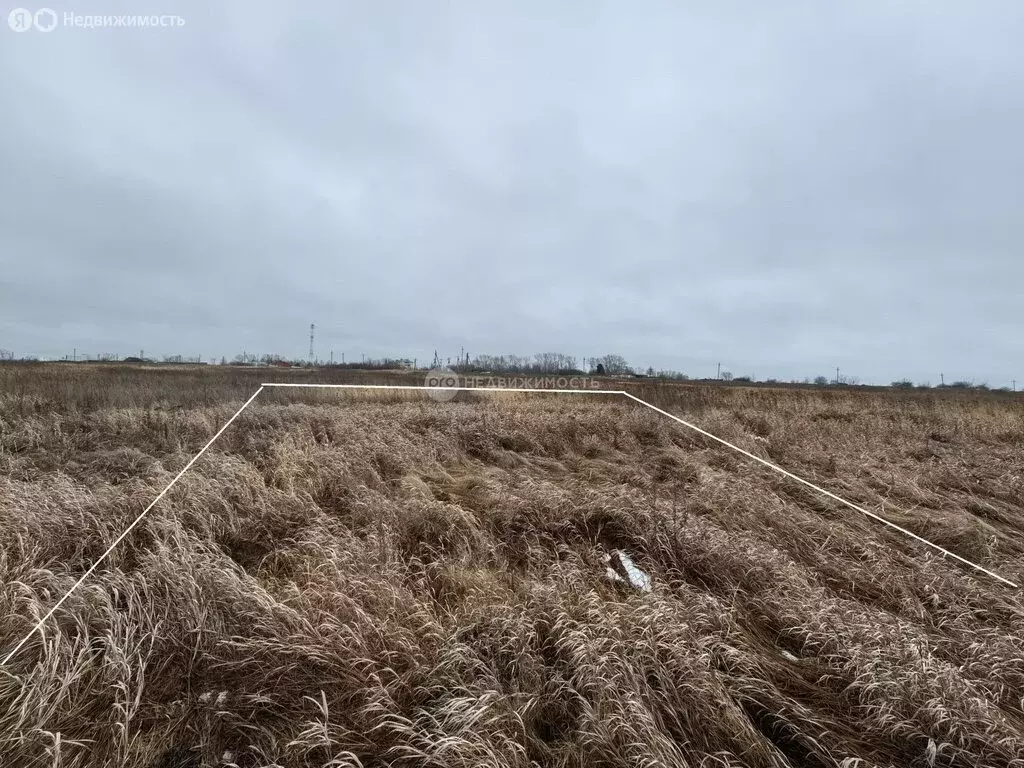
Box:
left=1, top=1, right=1022, bottom=385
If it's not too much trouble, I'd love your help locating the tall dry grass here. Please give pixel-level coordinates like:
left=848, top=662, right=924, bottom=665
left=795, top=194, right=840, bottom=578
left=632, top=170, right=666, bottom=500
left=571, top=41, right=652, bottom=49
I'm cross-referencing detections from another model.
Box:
left=1, top=367, right=1023, bottom=767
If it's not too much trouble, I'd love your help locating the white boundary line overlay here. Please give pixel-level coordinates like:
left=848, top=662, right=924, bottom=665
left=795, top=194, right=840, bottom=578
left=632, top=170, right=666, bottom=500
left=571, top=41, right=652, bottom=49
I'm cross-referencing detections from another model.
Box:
left=2, top=381, right=1015, bottom=668
left=259, top=383, right=627, bottom=394
left=619, top=392, right=1018, bottom=588
left=1, top=386, right=266, bottom=668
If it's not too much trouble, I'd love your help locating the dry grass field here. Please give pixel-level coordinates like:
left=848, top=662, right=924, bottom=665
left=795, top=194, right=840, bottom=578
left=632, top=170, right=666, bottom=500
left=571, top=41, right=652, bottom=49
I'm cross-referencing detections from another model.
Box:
left=1, top=364, right=1023, bottom=768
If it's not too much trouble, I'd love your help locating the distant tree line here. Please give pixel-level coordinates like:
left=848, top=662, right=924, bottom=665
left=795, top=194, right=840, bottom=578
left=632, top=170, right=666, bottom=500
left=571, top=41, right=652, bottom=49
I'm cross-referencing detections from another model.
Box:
left=2, top=344, right=1017, bottom=392
left=458, top=353, right=583, bottom=374
left=446, top=352, right=637, bottom=376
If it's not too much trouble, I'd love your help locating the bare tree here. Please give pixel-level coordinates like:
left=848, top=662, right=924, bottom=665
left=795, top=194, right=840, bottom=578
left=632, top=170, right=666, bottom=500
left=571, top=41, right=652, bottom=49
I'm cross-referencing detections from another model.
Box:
left=592, top=354, right=632, bottom=375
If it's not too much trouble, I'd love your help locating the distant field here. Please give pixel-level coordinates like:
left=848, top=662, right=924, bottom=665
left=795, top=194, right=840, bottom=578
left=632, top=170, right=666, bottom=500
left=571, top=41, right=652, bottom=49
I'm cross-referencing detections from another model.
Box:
left=1, top=365, right=1023, bottom=767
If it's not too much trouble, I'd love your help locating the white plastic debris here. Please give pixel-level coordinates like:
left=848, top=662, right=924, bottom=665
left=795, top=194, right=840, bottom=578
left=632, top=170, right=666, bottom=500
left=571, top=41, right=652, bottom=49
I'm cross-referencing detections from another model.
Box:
left=198, top=690, right=231, bottom=707
left=602, top=549, right=652, bottom=592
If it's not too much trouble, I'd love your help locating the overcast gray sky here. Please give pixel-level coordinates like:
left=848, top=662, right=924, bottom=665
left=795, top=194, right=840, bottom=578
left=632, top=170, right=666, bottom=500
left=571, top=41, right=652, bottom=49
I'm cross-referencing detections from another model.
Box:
left=2, top=1, right=1022, bottom=384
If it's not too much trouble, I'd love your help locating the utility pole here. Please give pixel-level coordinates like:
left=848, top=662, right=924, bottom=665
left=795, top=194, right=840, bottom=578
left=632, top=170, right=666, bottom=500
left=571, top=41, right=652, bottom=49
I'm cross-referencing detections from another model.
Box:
left=330, top=350, right=334, bottom=364
left=1013, top=379, right=1017, bottom=392
left=836, top=367, right=840, bottom=385
left=717, top=362, right=721, bottom=380
left=940, top=372, right=945, bottom=387
left=309, top=323, right=315, bottom=362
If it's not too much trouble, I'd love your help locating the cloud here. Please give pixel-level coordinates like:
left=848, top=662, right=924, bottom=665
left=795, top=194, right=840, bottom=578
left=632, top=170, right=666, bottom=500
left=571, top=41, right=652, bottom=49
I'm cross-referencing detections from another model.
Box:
left=1, top=0, right=1022, bottom=383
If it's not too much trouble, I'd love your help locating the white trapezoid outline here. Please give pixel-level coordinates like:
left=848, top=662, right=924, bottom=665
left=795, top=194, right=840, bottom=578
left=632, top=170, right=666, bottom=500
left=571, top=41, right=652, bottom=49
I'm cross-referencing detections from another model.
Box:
left=2, top=381, right=1015, bottom=669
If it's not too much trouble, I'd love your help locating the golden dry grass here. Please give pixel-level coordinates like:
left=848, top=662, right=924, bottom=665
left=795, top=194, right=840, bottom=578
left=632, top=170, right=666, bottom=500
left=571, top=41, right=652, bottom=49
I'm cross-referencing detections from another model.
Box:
left=1, top=365, right=1023, bottom=767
